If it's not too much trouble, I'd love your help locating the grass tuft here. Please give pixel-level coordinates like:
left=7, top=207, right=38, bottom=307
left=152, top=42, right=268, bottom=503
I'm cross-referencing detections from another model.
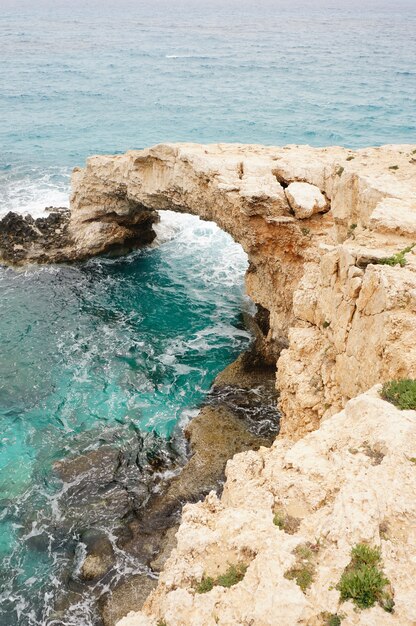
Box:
left=376, top=243, right=415, bottom=267
left=381, top=379, right=416, bottom=410
left=273, top=511, right=285, bottom=529
left=195, top=563, right=247, bottom=594
left=350, top=544, right=381, bottom=567
left=284, top=543, right=316, bottom=592
left=195, top=576, right=214, bottom=594
left=273, top=509, right=301, bottom=534
left=320, top=613, right=344, bottom=626
left=336, top=543, right=393, bottom=611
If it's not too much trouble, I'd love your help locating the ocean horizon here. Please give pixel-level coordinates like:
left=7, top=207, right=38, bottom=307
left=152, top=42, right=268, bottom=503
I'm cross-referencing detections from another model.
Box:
left=1, top=1, right=415, bottom=624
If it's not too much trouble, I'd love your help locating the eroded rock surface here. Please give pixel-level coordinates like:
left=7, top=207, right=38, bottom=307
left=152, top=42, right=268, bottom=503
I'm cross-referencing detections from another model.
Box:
left=117, top=387, right=416, bottom=626
left=66, top=142, right=416, bottom=437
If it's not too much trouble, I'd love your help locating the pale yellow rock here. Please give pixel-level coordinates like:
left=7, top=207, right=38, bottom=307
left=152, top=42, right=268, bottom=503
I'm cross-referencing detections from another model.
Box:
left=70, top=142, right=416, bottom=438
left=116, top=388, right=416, bottom=626
left=285, top=181, right=328, bottom=219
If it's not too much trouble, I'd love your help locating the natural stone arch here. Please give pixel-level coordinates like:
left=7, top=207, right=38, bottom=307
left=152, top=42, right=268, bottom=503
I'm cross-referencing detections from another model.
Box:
left=69, top=142, right=416, bottom=437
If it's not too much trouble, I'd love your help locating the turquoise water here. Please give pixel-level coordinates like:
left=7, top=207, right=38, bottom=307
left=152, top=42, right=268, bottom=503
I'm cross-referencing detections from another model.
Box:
left=1, top=0, right=416, bottom=213
left=1, top=0, right=416, bottom=623
left=0, top=213, right=250, bottom=624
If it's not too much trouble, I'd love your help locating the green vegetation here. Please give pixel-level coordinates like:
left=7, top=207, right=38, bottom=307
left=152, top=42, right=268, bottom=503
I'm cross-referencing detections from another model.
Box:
left=195, top=563, right=247, bottom=594
left=336, top=544, right=393, bottom=611
left=323, top=320, right=331, bottom=329
left=347, top=222, right=358, bottom=238
left=346, top=156, right=355, bottom=161
left=284, top=543, right=316, bottom=592
left=388, top=165, right=399, bottom=170
left=335, top=166, right=344, bottom=176
left=320, top=613, right=344, bottom=626
left=301, top=227, right=311, bottom=236
left=273, top=511, right=285, bottom=529
left=376, top=243, right=415, bottom=267
left=273, top=509, right=301, bottom=534
left=350, top=544, right=381, bottom=566
left=157, top=621, right=167, bottom=626
left=196, top=576, right=215, bottom=593
left=409, top=457, right=416, bottom=464
left=381, top=379, right=416, bottom=410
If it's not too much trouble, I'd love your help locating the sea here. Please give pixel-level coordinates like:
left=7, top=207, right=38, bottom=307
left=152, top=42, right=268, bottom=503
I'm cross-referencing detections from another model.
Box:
left=0, top=0, right=415, bottom=624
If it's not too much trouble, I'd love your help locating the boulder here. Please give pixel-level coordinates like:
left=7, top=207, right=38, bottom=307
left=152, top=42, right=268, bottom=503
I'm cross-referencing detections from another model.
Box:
left=285, top=181, right=328, bottom=219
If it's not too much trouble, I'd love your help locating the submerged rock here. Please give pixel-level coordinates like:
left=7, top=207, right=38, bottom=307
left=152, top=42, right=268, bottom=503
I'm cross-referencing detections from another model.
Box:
left=79, top=529, right=116, bottom=581
left=98, top=574, right=157, bottom=626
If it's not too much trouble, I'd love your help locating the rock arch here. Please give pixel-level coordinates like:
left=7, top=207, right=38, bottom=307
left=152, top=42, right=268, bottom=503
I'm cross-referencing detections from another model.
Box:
left=27, top=143, right=416, bottom=436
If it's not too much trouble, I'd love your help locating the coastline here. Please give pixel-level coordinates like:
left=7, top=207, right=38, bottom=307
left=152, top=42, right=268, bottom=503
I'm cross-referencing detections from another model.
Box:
left=2, top=142, right=416, bottom=624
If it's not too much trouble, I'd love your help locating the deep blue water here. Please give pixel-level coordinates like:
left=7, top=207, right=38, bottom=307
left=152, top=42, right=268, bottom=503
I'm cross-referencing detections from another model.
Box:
left=1, top=0, right=416, bottom=624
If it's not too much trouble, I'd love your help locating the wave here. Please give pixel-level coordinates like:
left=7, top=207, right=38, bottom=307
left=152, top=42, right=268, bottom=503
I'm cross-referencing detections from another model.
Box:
left=0, top=165, right=70, bottom=218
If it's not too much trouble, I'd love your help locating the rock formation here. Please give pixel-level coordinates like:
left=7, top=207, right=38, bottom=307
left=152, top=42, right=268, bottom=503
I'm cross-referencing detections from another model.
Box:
left=67, top=142, right=416, bottom=437
left=117, top=386, right=416, bottom=626
left=2, top=143, right=416, bottom=624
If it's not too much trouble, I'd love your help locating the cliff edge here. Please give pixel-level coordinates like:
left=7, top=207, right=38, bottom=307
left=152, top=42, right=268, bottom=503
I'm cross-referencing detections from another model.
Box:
left=117, top=386, right=416, bottom=626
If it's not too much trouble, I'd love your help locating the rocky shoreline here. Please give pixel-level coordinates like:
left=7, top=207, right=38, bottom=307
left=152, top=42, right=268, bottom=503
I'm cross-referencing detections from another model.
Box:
left=44, top=342, right=279, bottom=626
left=2, top=142, right=416, bottom=624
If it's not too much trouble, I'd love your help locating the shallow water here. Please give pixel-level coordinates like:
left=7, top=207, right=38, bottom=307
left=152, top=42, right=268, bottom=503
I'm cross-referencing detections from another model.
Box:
left=0, top=212, right=250, bottom=624
left=1, top=0, right=415, bottom=622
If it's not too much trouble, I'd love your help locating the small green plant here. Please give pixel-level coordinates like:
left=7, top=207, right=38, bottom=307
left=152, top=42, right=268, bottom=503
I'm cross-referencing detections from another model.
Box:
left=195, top=563, right=247, bottom=594
left=216, top=563, right=247, bottom=588
left=335, top=166, right=344, bottom=177
left=320, top=613, right=344, bottom=626
left=388, top=165, right=399, bottom=170
left=195, top=576, right=214, bottom=594
left=273, top=509, right=301, bottom=534
left=347, top=222, right=358, bottom=238
left=338, top=565, right=388, bottom=609
left=381, top=379, right=416, bottom=410
left=376, top=243, right=415, bottom=267
left=336, top=543, right=393, bottom=611
left=350, top=543, right=381, bottom=567
left=409, top=457, right=416, bottom=464
left=273, top=511, right=285, bottom=529
left=346, top=156, right=355, bottom=161
left=323, top=320, right=331, bottom=329
left=301, top=227, right=310, bottom=236
left=157, top=621, right=167, bottom=626
left=284, top=543, right=316, bottom=592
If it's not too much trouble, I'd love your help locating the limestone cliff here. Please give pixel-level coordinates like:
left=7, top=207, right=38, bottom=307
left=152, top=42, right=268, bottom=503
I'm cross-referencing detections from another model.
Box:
left=117, top=387, right=416, bottom=626
left=68, top=143, right=416, bottom=437
left=2, top=144, right=416, bottom=624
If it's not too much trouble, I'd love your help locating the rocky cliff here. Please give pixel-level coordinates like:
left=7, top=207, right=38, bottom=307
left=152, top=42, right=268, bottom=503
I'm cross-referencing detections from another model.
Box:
left=68, top=143, right=416, bottom=437
left=118, top=386, right=416, bottom=626
left=2, top=143, right=416, bottom=624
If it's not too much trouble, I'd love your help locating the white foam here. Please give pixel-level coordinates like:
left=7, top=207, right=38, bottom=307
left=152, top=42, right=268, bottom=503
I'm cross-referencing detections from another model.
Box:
left=0, top=168, right=70, bottom=218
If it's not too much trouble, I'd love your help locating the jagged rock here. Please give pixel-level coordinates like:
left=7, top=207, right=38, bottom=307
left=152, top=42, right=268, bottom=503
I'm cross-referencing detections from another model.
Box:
left=285, top=181, right=328, bottom=219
